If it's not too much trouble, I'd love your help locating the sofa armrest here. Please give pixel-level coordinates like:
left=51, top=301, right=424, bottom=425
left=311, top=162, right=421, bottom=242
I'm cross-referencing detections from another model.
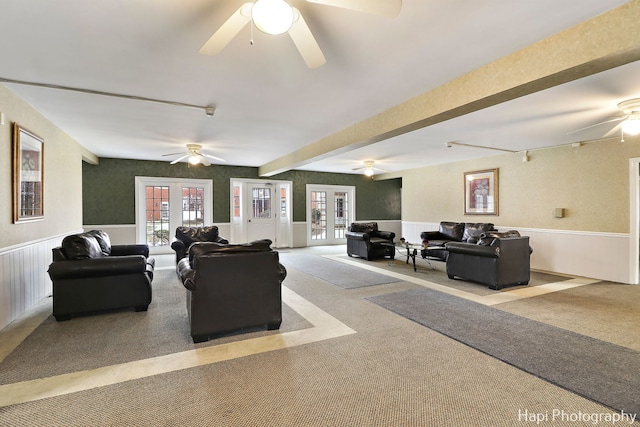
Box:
left=445, top=242, right=499, bottom=258
left=376, top=231, right=395, bottom=241
left=111, top=244, right=150, bottom=258
left=48, top=255, right=149, bottom=280
left=345, top=231, right=370, bottom=241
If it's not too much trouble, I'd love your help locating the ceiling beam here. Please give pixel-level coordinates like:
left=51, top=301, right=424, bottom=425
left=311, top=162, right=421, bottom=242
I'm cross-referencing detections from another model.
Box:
left=259, top=0, right=640, bottom=177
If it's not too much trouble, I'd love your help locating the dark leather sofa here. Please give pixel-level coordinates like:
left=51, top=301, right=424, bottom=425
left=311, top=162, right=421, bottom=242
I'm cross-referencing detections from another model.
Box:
left=47, top=230, right=154, bottom=321
left=170, top=226, right=229, bottom=263
left=420, top=221, right=496, bottom=261
left=176, top=239, right=286, bottom=343
left=445, top=231, right=532, bottom=290
left=346, top=222, right=395, bottom=260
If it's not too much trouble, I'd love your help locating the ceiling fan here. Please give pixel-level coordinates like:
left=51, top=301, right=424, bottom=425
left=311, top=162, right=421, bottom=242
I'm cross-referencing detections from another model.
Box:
left=569, top=98, right=640, bottom=141
left=352, top=160, right=390, bottom=176
left=199, top=0, right=402, bottom=68
left=162, top=144, right=225, bottom=166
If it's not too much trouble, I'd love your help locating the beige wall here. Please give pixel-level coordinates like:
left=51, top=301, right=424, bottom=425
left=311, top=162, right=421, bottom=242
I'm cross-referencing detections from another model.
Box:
left=401, top=136, right=640, bottom=233
left=0, top=85, right=96, bottom=248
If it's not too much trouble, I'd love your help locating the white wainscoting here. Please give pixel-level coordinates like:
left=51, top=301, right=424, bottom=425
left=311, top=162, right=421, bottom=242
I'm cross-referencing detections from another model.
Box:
left=402, top=221, right=633, bottom=284
left=0, top=232, right=78, bottom=331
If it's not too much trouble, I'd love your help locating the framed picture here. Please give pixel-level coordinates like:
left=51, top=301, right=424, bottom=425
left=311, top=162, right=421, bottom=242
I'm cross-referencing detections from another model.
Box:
left=464, top=168, right=498, bottom=215
left=13, top=124, right=44, bottom=223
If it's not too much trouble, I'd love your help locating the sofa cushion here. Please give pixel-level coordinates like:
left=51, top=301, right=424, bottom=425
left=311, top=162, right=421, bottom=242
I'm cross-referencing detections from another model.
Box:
left=349, top=222, right=378, bottom=234
left=478, top=230, right=521, bottom=246
left=86, top=229, right=112, bottom=255
left=439, top=222, right=465, bottom=241
left=61, top=233, right=104, bottom=260
left=463, top=223, right=494, bottom=242
left=175, top=226, right=220, bottom=247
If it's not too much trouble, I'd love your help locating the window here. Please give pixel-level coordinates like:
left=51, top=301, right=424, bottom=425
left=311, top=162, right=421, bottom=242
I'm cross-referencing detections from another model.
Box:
left=136, top=177, right=213, bottom=252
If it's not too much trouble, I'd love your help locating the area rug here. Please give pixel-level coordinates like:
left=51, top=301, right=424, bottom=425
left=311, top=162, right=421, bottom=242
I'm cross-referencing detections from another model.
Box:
left=367, top=287, right=640, bottom=415
left=0, top=269, right=313, bottom=385
left=279, top=253, right=401, bottom=289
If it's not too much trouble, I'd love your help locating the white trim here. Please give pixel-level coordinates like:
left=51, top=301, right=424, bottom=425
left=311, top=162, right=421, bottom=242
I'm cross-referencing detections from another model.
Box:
left=629, top=158, right=639, bottom=285
left=0, top=230, right=83, bottom=256
left=402, top=221, right=632, bottom=284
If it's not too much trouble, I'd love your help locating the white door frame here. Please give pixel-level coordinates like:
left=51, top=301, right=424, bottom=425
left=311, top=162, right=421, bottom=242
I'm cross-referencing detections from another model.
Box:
left=306, top=184, right=355, bottom=246
left=135, top=176, right=213, bottom=254
left=229, top=178, right=292, bottom=248
left=629, top=158, right=639, bottom=284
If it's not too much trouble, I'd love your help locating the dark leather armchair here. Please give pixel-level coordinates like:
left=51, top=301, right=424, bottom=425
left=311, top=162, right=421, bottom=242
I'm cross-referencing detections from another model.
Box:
left=171, top=226, right=229, bottom=263
left=47, top=230, right=154, bottom=321
left=346, top=222, right=395, bottom=260
left=176, top=239, right=286, bottom=343
left=445, top=231, right=532, bottom=290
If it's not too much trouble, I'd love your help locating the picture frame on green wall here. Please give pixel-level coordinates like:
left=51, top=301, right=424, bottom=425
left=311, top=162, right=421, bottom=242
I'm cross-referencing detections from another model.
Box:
left=464, top=168, right=498, bottom=215
left=13, top=124, right=44, bottom=223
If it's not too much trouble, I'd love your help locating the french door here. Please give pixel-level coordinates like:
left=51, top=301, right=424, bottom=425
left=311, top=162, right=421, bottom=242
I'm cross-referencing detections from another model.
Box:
left=230, top=179, right=292, bottom=248
left=306, top=185, right=355, bottom=246
left=135, top=177, right=213, bottom=253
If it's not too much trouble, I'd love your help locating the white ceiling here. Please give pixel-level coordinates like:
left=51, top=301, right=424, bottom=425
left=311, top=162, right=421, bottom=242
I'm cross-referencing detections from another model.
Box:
left=1, top=0, right=638, bottom=175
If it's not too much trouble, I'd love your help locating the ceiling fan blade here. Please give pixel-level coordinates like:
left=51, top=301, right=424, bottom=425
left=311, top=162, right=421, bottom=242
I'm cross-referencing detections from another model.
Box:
left=202, top=153, right=226, bottom=162
left=288, top=9, right=326, bottom=68
left=603, top=121, right=624, bottom=138
left=199, top=3, right=252, bottom=56
left=198, top=155, right=211, bottom=166
left=351, top=166, right=365, bottom=171
left=162, top=151, right=187, bottom=157
left=306, top=0, right=401, bottom=16
left=567, top=116, right=625, bottom=135
left=170, top=154, right=189, bottom=165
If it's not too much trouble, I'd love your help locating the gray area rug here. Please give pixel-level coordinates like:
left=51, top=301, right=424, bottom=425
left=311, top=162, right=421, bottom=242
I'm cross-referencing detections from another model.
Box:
left=0, top=269, right=312, bottom=384
left=367, top=287, right=640, bottom=415
left=279, top=253, right=400, bottom=289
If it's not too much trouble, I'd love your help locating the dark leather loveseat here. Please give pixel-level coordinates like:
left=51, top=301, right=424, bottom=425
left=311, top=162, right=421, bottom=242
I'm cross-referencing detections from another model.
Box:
left=420, top=221, right=496, bottom=261
left=176, top=239, right=286, bottom=343
left=171, top=226, right=229, bottom=263
left=445, top=230, right=532, bottom=290
left=346, top=222, right=395, bottom=260
left=47, top=230, right=154, bottom=321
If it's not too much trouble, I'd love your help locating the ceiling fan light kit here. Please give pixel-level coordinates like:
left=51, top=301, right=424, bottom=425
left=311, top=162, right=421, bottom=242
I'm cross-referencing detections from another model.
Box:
left=199, top=0, right=402, bottom=68
left=162, top=143, right=225, bottom=166
left=251, top=0, right=295, bottom=35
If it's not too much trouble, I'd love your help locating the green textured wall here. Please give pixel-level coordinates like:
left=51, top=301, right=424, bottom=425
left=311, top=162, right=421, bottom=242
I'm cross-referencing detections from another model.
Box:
left=83, top=158, right=401, bottom=224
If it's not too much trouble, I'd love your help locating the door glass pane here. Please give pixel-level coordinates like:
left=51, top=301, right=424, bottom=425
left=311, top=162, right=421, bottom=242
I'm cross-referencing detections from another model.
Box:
left=252, top=187, right=272, bottom=218
left=233, top=186, right=241, bottom=218
left=182, top=186, right=204, bottom=227
left=280, top=187, right=287, bottom=217
left=334, top=191, right=348, bottom=239
left=146, top=186, right=169, bottom=247
left=311, top=191, right=327, bottom=240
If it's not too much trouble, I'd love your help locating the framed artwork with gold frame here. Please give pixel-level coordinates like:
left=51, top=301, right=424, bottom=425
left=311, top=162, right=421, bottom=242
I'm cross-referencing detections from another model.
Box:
left=13, top=124, right=44, bottom=223
left=464, top=168, right=498, bottom=215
